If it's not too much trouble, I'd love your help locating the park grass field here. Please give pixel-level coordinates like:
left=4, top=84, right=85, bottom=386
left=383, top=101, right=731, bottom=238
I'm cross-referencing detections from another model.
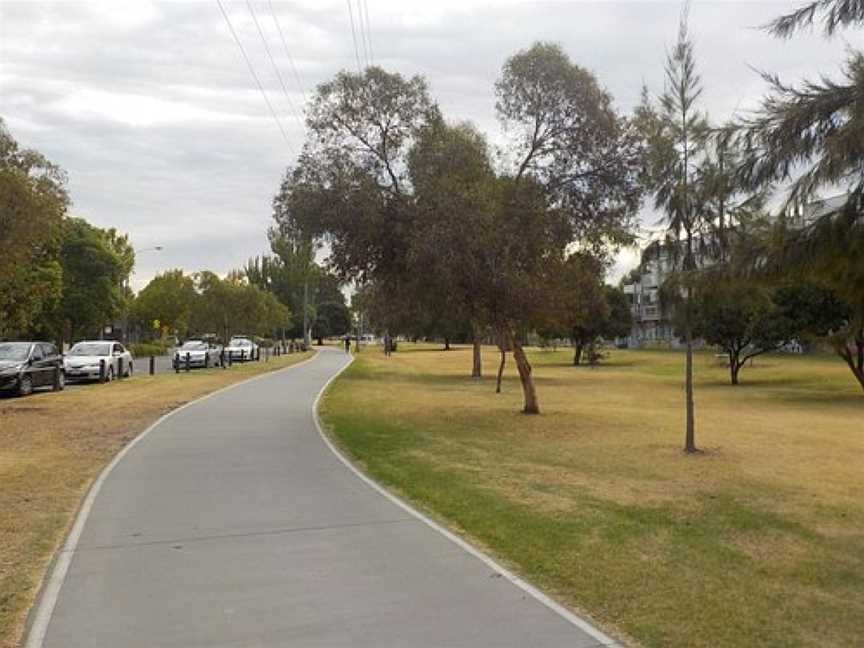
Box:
left=321, top=344, right=864, bottom=648
left=0, top=351, right=312, bottom=648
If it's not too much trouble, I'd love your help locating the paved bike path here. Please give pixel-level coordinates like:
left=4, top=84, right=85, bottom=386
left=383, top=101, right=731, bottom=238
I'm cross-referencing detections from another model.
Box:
left=38, top=348, right=613, bottom=647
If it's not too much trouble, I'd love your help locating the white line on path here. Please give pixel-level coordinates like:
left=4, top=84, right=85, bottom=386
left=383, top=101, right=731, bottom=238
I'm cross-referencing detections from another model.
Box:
left=312, top=350, right=624, bottom=648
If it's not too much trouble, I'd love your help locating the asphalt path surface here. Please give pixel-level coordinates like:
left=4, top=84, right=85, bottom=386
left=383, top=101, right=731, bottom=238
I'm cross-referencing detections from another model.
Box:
left=33, top=347, right=614, bottom=647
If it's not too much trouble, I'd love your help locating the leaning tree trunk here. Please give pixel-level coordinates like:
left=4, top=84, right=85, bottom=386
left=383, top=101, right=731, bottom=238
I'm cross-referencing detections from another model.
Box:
left=471, top=324, right=482, bottom=378
left=496, top=346, right=506, bottom=394
left=511, top=336, right=539, bottom=414
left=835, top=334, right=864, bottom=393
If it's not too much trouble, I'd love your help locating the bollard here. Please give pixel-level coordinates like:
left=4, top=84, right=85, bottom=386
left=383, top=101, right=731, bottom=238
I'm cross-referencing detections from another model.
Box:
left=100, top=358, right=107, bottom=382
left=257, top=347, right=261, bottom=362
left=265, top=346, right=269, bottom=363
left=220, top=349, right=226, bottom=370
left=241, top=349, right=246, bottom=362
left=175, top=354, right=180, bottom=373
left=185, top=352, right=191, bottom=372
left=228, top=351, right=233, bottom=368
left=149, top=355, right=155, bottom=375
left=53, top=365, right=61, bottom=390
left=117, top=356, right=124, bottom=380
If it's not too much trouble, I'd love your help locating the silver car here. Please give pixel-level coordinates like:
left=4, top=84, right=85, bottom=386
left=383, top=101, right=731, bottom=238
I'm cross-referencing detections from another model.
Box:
left=64, top=341, right=133, bottom=382
left=173, top=340, right=223, bottom=369
left=225, top=336, right=259, bottom=362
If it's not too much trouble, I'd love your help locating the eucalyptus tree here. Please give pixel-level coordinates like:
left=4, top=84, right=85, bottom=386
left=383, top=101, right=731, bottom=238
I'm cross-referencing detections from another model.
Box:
left=406, top=120, right=497, bottom=376
left=730, top=0, right=864, bottom=392
left=276, top=67, right=438, bottom=283
left=493, top=42, right=643, bottom=412
left=636, top=9, right=711, bottom=452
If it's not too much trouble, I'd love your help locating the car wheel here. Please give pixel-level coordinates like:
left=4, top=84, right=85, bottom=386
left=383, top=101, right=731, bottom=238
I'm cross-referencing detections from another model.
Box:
left=18, top=374, right=33, bottom=397
left=54, top=371, right=65, bottom=391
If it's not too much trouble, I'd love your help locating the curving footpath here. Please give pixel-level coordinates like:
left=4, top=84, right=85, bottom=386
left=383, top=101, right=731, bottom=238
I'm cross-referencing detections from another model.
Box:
left=28, top=347, right=618, bottom=648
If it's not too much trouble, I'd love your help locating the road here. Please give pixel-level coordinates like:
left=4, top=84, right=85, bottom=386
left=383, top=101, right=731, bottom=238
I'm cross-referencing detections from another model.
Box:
left=33, top=347, right=614, bottom=648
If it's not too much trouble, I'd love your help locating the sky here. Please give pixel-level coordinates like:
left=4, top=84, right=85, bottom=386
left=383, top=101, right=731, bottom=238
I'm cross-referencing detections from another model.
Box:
left=0, top=0, right=857, bottom=289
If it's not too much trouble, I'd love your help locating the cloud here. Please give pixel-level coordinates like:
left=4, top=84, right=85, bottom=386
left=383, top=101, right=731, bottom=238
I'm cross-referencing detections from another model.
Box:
left=0, top=0, right=853, bottom=290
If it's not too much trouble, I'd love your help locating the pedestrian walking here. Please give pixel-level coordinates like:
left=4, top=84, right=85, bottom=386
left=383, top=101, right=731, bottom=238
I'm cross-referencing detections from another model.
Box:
left=344, top=335, right=351, bottom=353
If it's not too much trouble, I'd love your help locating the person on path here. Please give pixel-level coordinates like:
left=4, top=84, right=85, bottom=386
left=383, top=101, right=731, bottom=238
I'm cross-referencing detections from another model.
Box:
left=344, top=336, right=351, bottom=353
left=384, top=333, right=392, bottom=357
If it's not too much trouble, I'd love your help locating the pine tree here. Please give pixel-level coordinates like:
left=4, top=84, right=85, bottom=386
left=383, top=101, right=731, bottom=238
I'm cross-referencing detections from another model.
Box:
left=732, top=0, right=864, bottom=392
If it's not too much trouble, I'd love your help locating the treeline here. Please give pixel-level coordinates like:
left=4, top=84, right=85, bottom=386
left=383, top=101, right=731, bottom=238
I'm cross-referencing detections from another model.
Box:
left=0, top=120, right=135, bottom=344
left=0, top=119, right=349, bottom=347
left=269, top=0, right=862, bottom=449
left=131, top=269, right=291, bottom=343
left=132, top=251, right=351, bottom=345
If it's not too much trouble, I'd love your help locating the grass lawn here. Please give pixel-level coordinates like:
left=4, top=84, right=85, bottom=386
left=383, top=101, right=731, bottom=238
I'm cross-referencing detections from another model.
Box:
left=320, top=344, right=864, bottom=648
left=0, top=351, right=312, bottom=648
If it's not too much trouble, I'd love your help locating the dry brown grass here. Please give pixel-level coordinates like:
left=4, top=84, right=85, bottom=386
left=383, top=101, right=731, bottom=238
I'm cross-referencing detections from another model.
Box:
left=0, top=351, right=312, bottom=648
left=322, top=344, right=864, bottom=647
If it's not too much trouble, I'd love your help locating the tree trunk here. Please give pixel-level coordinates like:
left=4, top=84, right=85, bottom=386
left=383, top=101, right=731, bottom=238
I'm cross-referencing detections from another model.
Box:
left=496, top=347, right=506, bottom=394
left=317, top=337, right=323, bottom=346
left=728, top=349, right=741, bottom=386
left=573, top=343, right=583, bottom=366
left=471, top=325, right=482, bottom=378
left=836, top=337, right=864, bottom=394
left=512, top=338, right=539, bottom=414
left=684, top=323, right=697, bottom=453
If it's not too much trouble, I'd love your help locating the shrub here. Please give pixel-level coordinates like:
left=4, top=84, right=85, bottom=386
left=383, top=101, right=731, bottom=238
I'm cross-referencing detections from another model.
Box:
left=129, top=341, right=169, bottom=357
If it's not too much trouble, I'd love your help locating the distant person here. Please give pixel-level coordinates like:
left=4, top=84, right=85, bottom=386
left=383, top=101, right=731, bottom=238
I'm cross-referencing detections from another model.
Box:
left=384, top=333, right=392, bottom=357
left=344, top=336, right=351, bottom=353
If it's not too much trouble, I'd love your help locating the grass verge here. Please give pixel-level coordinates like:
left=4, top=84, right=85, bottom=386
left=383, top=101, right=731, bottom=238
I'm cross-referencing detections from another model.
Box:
left=320, top=345, right=863, bottom=648
left=0, top=351, right=312, bottom=648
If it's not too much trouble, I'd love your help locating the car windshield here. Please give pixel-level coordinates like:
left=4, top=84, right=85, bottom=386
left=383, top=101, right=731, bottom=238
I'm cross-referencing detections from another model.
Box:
left=180, top=342, right=207, bottom=350
left=0, top=343, right=31, bottom=361
left=231, top=339, right=252, bottom=347
left=69, top=343, right=111, bottom=356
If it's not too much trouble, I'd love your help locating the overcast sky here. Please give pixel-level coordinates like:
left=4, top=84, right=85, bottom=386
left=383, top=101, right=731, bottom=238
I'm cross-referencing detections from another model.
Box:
left=0, top=0, right=855, bottom=289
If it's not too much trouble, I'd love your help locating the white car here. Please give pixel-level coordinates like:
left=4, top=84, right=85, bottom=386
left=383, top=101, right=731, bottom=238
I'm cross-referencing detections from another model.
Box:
left=173, top=340, right=222, bottom=369
left=225, top=336, right=258, bottom=362
left=64, top=340, right=133, bottom=382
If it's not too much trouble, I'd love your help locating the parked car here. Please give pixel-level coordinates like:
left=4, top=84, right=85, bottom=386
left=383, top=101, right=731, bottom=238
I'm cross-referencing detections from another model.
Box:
left=225, top=336, right=258, bottom=361
left=64, top=340, right=133, bottom=382
left=173, top=339, right=223, bottom=369
left=0, top=341, right=64, bottom=396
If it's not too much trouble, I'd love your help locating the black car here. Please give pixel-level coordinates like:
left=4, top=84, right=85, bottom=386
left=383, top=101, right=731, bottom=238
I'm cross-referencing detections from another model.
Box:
left=0, top=341, right=65, bottom=396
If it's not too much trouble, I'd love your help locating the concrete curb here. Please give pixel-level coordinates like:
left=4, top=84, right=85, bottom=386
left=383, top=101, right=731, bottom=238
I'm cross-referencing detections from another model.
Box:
left=311, top=349, right=624, bottom=648
left=22, top=351, right=319, bottom=648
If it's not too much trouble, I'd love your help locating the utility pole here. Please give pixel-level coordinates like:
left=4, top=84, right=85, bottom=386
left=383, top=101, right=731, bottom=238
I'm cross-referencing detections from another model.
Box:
left=302, top=277, right=311, bottom=348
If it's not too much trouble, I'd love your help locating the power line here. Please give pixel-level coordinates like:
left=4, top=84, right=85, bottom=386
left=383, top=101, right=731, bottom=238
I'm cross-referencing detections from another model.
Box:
left=354, top=0, right=369, bottom=68
left=346, top=0, right=363, bottom=74
left=267, top=0, right=307, bottom=104
left=361, top=0, right=374, bottom=66
left=246, top=0, right=304, bottom=131
left=215, top=0, right=293, bottom=151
